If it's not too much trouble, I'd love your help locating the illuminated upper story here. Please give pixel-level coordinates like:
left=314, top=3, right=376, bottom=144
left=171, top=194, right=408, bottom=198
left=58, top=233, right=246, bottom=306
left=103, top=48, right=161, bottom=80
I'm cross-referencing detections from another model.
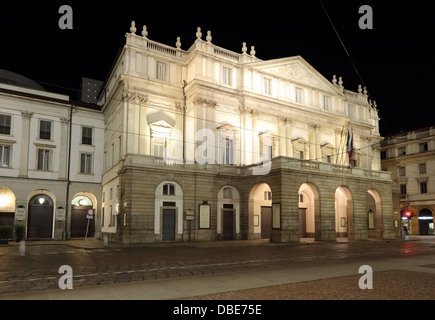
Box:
left=100, top=22, right=382, bottom=172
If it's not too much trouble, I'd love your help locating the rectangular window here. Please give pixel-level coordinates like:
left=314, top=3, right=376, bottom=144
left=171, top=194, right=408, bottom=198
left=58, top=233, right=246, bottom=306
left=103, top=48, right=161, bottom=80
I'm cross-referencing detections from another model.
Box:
left=0, top=145, right=10, bottom=168
left=222, top=137, right=234, bottom=165
left=80, top=153, right=93, bottom=174
left=154, top=140, right=165, bottom=158
left=398, top=166, right=406, bottom=177
left=109, top=205, right=113, bottom=227
left=419, top=163, right=426, bottom=174
left=323, top=96, right=330, bottom=111
left=296, top=151, right=304, bottom=159
left=295, top=88, right=302, bottom=103
left=156, top=61, right=167, bottom=81
left=419, top=142, right=428, bottom=153
left=400, top=184, right=407, bottom=195
left=222, top=67, right=232, bottom=86
left=263, top=78, right=271, bottom=95
left=37, top=149, right=51, bottom=171
left=420, top=182, right=428, bottom=194
left=82, top=127, right=93, bottom=145
left=0, top=115, right=11, bottom=135
left=398, top=147, right=406, bottom=156
left=348, top=104, right=354, bottom=119
left=39, top=120, right=52, bottom=140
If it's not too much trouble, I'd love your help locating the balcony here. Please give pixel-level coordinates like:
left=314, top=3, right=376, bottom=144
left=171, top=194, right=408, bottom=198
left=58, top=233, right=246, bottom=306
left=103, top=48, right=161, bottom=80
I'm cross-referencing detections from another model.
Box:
left=117, top=154, right=392, bottom=182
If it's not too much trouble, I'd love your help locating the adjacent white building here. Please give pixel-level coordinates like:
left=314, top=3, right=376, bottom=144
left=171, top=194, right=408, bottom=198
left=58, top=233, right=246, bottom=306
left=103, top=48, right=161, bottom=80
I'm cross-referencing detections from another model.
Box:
left=0, top=70, right=104, bottom=240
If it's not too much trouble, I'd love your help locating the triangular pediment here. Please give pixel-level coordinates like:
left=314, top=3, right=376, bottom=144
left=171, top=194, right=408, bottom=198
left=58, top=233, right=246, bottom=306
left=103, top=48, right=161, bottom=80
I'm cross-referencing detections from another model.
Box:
left=247, top=56, right=343, bottom=95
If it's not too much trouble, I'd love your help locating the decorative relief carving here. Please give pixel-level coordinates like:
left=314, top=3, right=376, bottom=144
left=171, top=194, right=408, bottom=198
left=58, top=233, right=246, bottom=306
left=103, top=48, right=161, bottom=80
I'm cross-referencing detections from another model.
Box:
left=267, top=64, right=322, bottom=88
left=122, top=89, right=148, bottom=104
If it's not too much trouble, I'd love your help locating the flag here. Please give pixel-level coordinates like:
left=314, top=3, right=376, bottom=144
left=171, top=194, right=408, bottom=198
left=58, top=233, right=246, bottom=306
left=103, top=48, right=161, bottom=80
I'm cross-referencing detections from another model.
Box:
left=346, top=130, right=354, bottom=166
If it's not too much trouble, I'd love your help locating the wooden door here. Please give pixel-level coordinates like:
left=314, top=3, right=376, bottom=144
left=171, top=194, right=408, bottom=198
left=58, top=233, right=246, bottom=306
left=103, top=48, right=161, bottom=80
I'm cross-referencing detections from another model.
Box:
left=261, top=206, right=272, bottom=239
left=223, top=209, right=234, bottom=240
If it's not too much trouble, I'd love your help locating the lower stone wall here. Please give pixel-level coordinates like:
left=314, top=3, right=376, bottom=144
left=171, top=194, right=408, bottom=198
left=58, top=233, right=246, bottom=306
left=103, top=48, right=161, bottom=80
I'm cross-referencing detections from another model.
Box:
left=115, top=164, right=395, bottom=244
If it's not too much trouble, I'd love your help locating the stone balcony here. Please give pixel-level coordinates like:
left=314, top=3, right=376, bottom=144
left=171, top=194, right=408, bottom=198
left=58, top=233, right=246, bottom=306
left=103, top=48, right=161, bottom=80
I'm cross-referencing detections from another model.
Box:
left=110, top=154, right=392, bottom=183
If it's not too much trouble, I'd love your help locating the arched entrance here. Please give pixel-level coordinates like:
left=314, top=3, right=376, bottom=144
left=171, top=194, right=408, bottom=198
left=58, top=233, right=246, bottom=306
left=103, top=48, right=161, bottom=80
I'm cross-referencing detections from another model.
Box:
left=27, top=194, right=54, bottom=239
left=71, top=195, right=95, bottom=238
left=249, top=183, right=272, bottom=240
left=217, top=186, right=240, bottom=241
left=298, top=183, right=319, bottom=239
left=155, top=181, right=184, bottom=242
left=335, top=186, right=353, bottom=239
left=0, top=187, right=16, bottom=235
left=418, top=209, right=434, bottom=235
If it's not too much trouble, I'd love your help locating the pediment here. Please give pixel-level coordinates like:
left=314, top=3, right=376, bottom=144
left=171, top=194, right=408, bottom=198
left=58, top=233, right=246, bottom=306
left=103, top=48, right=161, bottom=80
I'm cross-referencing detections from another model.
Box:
left=248, top=56, right=343, bottom=95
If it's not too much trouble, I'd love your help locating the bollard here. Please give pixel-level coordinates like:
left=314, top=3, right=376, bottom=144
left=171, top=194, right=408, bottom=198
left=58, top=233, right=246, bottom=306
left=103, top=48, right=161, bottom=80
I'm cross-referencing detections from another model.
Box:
left=19, top=240, right=25, bottom=256
left=103, top=234, right=108, bottom=247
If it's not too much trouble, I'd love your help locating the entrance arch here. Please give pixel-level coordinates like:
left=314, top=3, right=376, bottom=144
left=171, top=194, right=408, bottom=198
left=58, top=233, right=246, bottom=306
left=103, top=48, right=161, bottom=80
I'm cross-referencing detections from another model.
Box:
left=217, top=186, right=240, bottom=240
left=298, top=183, right=319, bottom=239
left=155, top=181, right=184, bottom=241
left=71, top=194, right=96, bottom=238
left=27, top=194, right=54, bottom=239
left=335, top=186, right=353, bottom=239
left=249, top=183, right=272, bottom=240
left=0, top=187, right=16, bottom=233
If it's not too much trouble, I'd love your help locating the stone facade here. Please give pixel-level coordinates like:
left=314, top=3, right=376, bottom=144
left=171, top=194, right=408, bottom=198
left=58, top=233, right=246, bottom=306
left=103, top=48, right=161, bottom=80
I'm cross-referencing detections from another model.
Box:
left=99, top=23, right=395, bottom=243
left=381, top=126, right=435, bottom=236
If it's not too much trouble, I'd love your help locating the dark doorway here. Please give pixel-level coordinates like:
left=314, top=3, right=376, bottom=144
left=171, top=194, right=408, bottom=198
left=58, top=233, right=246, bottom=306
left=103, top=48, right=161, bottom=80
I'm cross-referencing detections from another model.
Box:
left=71, top=206, right=95, bottom=238
left=0, top=212, right=14, bottom=238
left=162, top=208, right=176, bottom=241
left=261, top=206, right=272, bottom=239
left=223, top=209, right=234, bottom=240
left=27, top=195, right=54, bottom=239
left=299, top=208, right=307, bottom=238
left=419, top=209, right=433, bottom=235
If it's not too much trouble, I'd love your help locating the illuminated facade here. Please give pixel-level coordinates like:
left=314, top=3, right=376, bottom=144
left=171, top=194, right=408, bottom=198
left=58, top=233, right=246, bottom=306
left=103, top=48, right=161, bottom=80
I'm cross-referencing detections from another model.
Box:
left=381, top=127, right=435, bottom=236
left=98, top=23, right=396, bottom=243
left=0, top=70, right=104, bottom=240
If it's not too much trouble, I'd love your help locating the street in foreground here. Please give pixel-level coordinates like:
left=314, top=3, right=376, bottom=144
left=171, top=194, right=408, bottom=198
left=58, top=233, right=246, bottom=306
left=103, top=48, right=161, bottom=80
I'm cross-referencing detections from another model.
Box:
left=0, top=238, right=434, bottom=301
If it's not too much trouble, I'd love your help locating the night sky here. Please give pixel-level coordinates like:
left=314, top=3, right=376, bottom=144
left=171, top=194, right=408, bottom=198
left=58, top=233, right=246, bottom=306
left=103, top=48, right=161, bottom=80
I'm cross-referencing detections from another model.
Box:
left=0, top=1, right=433, bottom=137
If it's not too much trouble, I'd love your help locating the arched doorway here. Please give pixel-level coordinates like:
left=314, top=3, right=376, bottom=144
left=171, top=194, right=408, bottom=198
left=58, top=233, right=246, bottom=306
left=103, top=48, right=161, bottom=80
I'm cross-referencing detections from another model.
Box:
left=71, top=195, right=95, bottom=238
left=155, top=181, right=184, bottom=242
left=217, top=186, right=240, bottom=241
left=418, top=209, right=434, bottom=235
left=335, top=186, right=353, bottom=239
left=27, top=194, right=54, bottom=239
left=298, top=183, right=319, bottom=239
left=249, top=183, right=272, bottom=240
left=0, top=187, right=16, bottom=233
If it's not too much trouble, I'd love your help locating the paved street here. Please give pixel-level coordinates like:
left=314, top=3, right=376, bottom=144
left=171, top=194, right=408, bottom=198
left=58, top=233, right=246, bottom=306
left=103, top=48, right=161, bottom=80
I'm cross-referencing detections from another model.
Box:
left=0, top=237, right=435, bottom=301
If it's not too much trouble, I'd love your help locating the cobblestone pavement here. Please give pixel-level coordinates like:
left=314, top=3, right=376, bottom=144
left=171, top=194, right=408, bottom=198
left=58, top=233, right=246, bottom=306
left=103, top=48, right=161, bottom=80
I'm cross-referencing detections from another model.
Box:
left=1, top=237, right=435, bottom=298
left=184, top=269, right=435, bottom=300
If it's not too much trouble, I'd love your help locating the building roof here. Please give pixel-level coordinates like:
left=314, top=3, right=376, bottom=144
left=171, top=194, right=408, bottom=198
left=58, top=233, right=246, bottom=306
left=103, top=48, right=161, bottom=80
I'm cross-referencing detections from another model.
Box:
left=0, top=69, right=46, bottom=92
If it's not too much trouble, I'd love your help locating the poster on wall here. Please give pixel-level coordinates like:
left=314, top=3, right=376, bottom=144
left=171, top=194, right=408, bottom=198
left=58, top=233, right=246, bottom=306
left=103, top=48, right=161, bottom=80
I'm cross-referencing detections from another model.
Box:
left=199, top=204, right=211, bottom=229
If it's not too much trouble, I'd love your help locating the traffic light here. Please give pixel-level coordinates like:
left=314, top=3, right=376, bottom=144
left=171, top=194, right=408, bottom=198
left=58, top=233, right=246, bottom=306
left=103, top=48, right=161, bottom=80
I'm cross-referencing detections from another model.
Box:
left=404, top=210, right=414, bottom=220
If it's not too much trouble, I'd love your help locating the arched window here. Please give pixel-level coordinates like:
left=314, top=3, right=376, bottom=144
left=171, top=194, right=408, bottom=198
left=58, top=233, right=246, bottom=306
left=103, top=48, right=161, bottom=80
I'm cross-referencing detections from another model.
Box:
left=223, top=187, right=233, bottom=199
left=163, top=184, right=175, bottom=196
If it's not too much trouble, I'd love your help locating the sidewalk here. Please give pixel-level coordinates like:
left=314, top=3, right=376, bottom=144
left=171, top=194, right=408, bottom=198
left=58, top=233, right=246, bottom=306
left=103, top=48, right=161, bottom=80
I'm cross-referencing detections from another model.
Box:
left=1, top=249, right=435, bottom=300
